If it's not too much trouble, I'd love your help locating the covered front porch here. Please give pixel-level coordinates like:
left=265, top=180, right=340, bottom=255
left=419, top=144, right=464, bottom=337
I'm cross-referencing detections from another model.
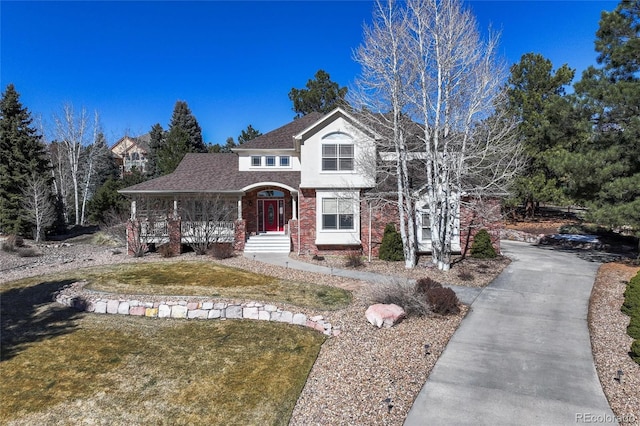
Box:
left=125, top=184, right=298, bottom=256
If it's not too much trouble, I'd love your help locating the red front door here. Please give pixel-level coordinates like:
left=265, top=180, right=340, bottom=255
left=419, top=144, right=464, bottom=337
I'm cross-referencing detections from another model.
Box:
left=263, top=200, right=279, bottom=231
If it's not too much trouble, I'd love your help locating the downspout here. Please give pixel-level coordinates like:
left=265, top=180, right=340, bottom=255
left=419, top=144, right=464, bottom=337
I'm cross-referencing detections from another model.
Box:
left=297, top=192, right=301, bottom=256
left=368, top=200, right=372, bottom=263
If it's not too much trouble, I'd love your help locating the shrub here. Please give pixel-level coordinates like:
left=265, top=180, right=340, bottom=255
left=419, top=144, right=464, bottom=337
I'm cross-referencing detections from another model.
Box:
left=345, top=251, right=364, bottom=268
left=368, top=279, right=431, bottom=317
left=622, top=271, right=640, bottom=365
left=210, top=243, right=234, bottom=259
left=16, top=247, right=39, bottom=257
left=2, top=234, right=25, bottom=252
left=628, top=315, right=640, bottom=340
left=622, top=271, right=640, bottom=317
left=158, top=244, right=175, bottom=258
left=457, top=271, right=475, bottom=281
left=631, top=340, right=640, bottom=365
left=379, top=223, right=404, bottom=261
left=426, top=287, right=460, bottom=315
left=470, top=229, right=496, bottom=259
left=414, top=277, right=442, bottom=294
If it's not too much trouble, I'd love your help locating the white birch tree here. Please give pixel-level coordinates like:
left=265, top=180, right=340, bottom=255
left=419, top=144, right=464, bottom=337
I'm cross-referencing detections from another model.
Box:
left=52, top=104, right=99, bottom=226
left=354, top=0, right=522, bottom=271
left=352, top=0, right=419, bottom=268
left=21, top=174, right=56, bottom=242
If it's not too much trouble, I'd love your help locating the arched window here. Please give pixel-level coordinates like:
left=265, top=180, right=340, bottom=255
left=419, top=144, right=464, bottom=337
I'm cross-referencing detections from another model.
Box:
left=321, top=132, right=353, bottom=171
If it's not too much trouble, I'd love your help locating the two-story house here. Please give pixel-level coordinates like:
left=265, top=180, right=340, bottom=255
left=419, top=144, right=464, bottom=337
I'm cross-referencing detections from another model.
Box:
left=119, top=108, right=501, bottom=257
left=111, top=133, right=150, bottom=176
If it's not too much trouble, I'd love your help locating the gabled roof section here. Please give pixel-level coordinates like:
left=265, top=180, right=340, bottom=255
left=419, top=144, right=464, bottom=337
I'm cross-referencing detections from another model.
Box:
left=293, top=107, right=381, bottom=142
left=234, top=112, right=324, bottom=150
left=110, top=133, right=150, bottom=153
left=119, top=153, right=300, bottom=194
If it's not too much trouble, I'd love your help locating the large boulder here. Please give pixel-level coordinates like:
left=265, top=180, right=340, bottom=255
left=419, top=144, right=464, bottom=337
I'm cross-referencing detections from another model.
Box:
left=365, top=303, right=406, bottom=328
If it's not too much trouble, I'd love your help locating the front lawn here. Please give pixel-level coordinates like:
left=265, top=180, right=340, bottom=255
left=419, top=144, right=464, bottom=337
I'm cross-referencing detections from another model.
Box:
left=84, top=261, right=351, bottom=310
left=0, top=265, right=334, bottom=424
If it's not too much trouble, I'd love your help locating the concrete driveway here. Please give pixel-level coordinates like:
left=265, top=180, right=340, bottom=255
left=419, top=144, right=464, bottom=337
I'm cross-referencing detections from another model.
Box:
left=404, top=240, right=617, bottom=425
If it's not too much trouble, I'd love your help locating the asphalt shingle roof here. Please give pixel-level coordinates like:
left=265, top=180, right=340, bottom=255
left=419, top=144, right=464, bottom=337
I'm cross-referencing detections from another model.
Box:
left=237, top=112, right=324, bottom=150
left=119, top=153, right=300, bottom=194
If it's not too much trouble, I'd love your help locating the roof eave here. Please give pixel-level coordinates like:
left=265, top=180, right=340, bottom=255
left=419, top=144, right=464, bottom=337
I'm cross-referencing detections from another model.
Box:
left=118, top=189, right=245, bottom=196
left=293, top=107, right=382, bottom=141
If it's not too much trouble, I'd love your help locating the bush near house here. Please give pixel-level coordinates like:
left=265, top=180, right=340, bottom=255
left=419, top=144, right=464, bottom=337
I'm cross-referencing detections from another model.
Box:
left=470, top=229, right=496, bottom=259
left=623, top=270, right=640, bottom=364
left=426, top=287, right=460, bottom=315
left=379, top=223, right=404, bottom=261
left=370, top=276, right=460, bottom=317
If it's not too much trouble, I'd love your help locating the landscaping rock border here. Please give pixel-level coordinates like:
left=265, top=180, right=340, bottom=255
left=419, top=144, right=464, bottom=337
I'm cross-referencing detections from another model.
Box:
left=54, top=281, right=338, bottom=337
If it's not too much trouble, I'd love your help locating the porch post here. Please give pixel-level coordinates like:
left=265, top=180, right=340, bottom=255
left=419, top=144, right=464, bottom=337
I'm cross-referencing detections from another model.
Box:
left=173, top=199, right=178, bottom=219
left=237, top=197, right=243, bottom=220
left=130, top=200, right=136, bottom=219
left=292, top=195, right=297, bottom=220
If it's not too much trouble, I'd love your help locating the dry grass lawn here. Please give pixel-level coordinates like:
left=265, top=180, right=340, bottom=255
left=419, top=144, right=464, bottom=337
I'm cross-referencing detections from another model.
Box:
left=0, top=269, right=328, bottom=425
left=84, top=261, right=351, bottom=310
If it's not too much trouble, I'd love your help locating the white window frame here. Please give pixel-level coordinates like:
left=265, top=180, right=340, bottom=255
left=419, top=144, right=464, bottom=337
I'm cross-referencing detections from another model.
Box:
left=315, top=190, right=361, bottom=245
left=279, top=156, right=290, bottom=167
left=322, top=198, right=355, bottom=230
left=265, top=156, right=276, bottom=167
left=322, top=143, right=354, bottom=171
left=251, top=156, right=262, bottom=167
left=416, top=198, right=461, bottom=252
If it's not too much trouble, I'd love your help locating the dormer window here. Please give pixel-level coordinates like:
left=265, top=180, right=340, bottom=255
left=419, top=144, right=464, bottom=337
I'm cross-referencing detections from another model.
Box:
left=279, top=156, right=290, bottom=167
left=265, top=156, right=276, bottom=167
left=251, top=156, right=261, bottom=167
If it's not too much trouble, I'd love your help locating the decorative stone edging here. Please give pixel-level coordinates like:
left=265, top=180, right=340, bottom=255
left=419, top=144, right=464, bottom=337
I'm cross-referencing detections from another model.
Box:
left=54, top=281, right=338, bottom=337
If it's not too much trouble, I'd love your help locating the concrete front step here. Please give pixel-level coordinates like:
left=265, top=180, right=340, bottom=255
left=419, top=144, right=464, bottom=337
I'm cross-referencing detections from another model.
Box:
left=244, top=234, right=291, bottom=253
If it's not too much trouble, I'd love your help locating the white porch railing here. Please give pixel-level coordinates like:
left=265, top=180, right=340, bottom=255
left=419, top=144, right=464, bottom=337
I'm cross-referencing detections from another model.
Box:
left=181, top=221, right=235, bottom=243
left=140, top=220, right=169, bottom=237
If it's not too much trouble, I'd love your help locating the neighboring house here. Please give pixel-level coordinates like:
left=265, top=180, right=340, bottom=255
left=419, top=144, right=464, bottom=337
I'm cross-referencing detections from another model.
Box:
left=119, top=108, right=501, bottom=256
left=111, top=133, right=150, bottom=176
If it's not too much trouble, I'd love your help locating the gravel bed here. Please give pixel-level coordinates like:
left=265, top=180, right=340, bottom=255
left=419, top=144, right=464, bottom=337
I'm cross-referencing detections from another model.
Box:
left=5, top=238, right=635, bottom=425
left=290, top=253, right=510, bottom=288
left=589, top=263, right=640, bottom=426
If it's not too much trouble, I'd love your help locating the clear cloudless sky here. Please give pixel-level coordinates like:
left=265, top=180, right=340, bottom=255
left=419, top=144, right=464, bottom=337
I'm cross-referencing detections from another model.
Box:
left=1, top=0, right=619, bottom=146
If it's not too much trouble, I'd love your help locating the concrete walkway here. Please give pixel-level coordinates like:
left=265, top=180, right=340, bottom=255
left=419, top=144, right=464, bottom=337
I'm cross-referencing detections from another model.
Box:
left=244, top=252, right=483, bottom=305
left=404, top=240, right=617, bottom=425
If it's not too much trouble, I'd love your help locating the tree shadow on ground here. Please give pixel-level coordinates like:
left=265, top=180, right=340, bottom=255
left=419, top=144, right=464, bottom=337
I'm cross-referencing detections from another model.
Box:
left=535, top=244, right=638, bottom=264
left=1, top=279, right=84, bottom=362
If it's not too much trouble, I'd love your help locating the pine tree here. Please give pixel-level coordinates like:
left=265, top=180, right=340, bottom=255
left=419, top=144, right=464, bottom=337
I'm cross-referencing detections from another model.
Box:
left=507, top=53, right=576, bottom=217
left=146, top=123, right=165, bottom=177
left=556, top=1, right=639, bottom=233
left=169, top=101, right=206, bottom=153
left=238, top=125, right=262, bottom=144
left=0, top=84, right=50, bottom=235
left=288, top=69, right=348, bottom=118
left=158, top=126, right=190, bottom=175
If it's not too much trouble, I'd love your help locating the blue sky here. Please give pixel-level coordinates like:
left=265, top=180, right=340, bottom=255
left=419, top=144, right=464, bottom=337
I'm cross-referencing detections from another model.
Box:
left=1, top=1, right=618, bottom=146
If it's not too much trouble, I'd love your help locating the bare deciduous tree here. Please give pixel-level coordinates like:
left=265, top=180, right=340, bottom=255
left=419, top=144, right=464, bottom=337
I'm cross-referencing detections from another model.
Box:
left=180, top=195, right=237, bottom=255
left=353, top=0, right=419, bottom=268
left=21, top=174, right=56, bottom=242
left=353, top=0, right=522, bottom=271
left=52, top=104, right=100, bottom=226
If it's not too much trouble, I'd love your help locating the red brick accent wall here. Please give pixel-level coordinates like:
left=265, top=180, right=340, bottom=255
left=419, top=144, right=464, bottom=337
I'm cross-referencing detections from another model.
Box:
left=459, top=197, right=502, bottom=255
left=361, top=199, right=400, bottom=258
left=167, top=219, right=182, bottom=256
left=297, top=189, right=317, bottom=254
left=234, top=219, right=246, bottom=251
left=126, top=219, right=142, bottom=256
left=289, top=219, right=299, bottom=253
